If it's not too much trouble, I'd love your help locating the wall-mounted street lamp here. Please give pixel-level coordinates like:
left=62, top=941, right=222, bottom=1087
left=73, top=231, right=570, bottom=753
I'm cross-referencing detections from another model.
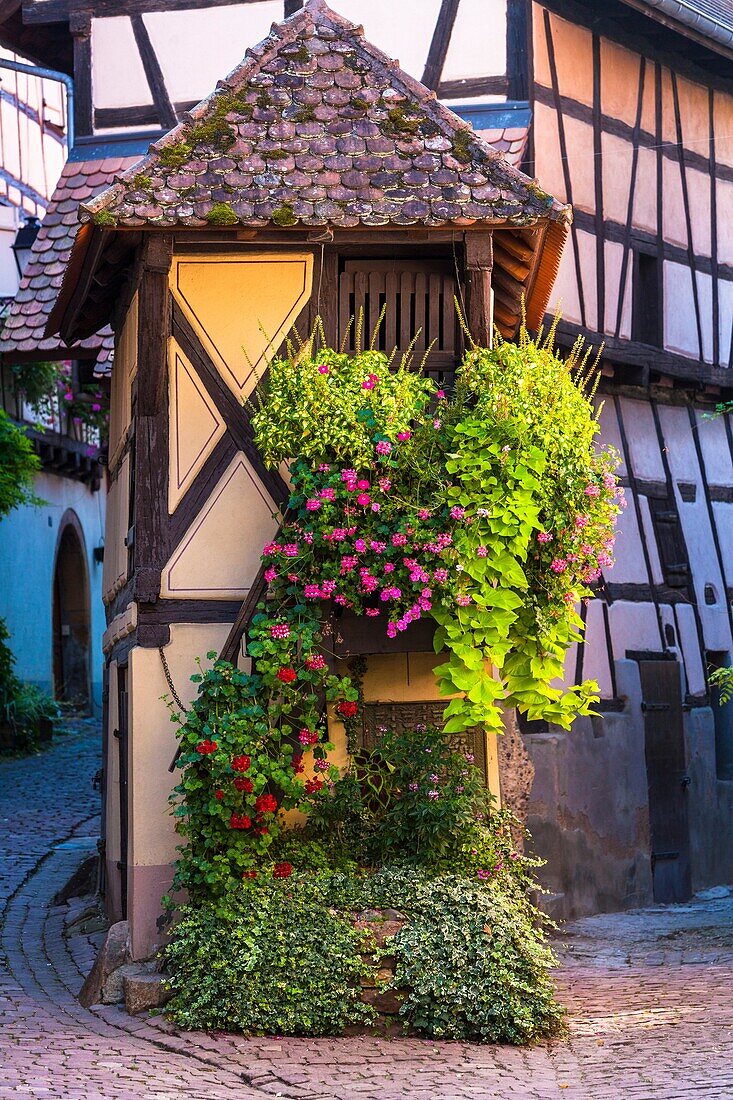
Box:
left=11, top=215, right=41, bottom=278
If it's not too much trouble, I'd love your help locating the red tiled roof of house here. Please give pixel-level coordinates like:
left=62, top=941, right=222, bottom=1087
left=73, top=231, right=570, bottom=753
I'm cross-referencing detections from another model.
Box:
left=473, top=126, right=529, bottom=170
left=0, top=154, right=141, bottom=370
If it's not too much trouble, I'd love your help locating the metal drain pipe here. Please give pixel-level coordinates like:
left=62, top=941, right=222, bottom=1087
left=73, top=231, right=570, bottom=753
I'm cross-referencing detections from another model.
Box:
left=0, top=57, right=74, bottom=150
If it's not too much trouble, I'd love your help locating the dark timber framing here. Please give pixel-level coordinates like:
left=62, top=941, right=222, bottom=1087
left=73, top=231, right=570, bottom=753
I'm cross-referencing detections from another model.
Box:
left=537, top=0, right=733, bottom=96
left=532, top=84, right=733, bottom=186
left=506, top=0, right=529, bottom=101
left=687, top=406, right=733, bottom=643
left=170, top=299, right=288, bottom=509
left=614, top=57, right=646, bottom=340
left=670, top=71, right=704, bottom=363
left=134, top=235, right=172, bottom=613
left=69, top=11, right=91, bottom=138
left=422, top=0, right=461, bottom=91
left=542, top=8, right=586, bottom=328
left=612, top=395, right=666, bottom=649
left=130, top=14, right=177, bottom=131
left=709, top=89, right=720, bottom=369
left=591, top=32, right=604, bottom=334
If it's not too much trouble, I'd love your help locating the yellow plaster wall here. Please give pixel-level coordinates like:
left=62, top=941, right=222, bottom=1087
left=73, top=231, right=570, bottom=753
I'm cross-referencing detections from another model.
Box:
left=167, top=339, right=226, bottom=512
left=105, top=660, right=120, bottom=865
left=329, top=652, right=501, bottom=804
left=108, top=293, right=138, bottom=471
left=533, top=9, right=593, bottom=107
left=600, top=38, right=644, bottom=128
left=128, top=626, right=229, bottom=869
left=102, top=455, right=130, bottom=605
left=161, top=452, right=279, bottom=599
left=169, top=252, right=313, bottom=402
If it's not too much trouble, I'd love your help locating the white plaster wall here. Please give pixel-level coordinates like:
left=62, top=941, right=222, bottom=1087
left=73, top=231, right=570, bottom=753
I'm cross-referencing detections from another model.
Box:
left=663, top=261, right=713, bottom=363
left=144, top=2, right=283, bottom=105
left=91, top=17, right=153, bottom=110
left=618, top=397, right=665, bottom=482
left=335, top=0, right=442, bottom=83
left=546, top=227, right=597, bottom=330
left=0, top=472, right=106, bottom=712
left=693, top=411, right=733, bottom=485
left=580, top=599, right=614, bottom=698
left=0, top=204, right=20, bottom=299
left=718, top=278, right=733, bottom=368
left=631, top=147, right=657, bottom=236
left=607, top=498, right=649, bottom=584
left=595, top=398, right=627, bottom=476
left=717, top=179, right=733, bottom=266
left=608, top=601, right=661, bottom=657
left=603, top=240, right=633, bottom=339
left=442, top=0, right=506, bottom=82
left=637, top=495, right=664, bottom=586
left=657, top=403, right=730, bottom=651
left=675, top=603, right=706, bottom=695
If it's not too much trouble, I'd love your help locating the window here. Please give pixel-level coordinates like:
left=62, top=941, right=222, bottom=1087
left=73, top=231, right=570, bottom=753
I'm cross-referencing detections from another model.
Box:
left=632, top=248, right=662, bottom=347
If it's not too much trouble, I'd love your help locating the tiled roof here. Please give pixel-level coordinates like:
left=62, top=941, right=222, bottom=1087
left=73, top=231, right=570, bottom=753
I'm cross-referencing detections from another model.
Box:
left=472, top=126, right=529, bottom=170
left=0, top=154, right=141, bottom=369
left=82, top=0, right=568, bottom=232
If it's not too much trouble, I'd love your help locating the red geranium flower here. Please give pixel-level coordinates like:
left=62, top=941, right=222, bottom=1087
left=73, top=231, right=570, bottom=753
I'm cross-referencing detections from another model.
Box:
left=305, top=778, right=324, bottom=794
left=196, top=739, right=217, bottom=755
left=337, top=700, right=358, bottom=719
left=230, top=813, right=252, bottom=830
left=276, top=667, right=297, bottom=683
left=273, top=862, right=293, bottom=879
left=292, top=752, right=304, bottom=774
left=254, top=825, right=269, bottom=836
left=231, top=754, right=251, bottom=773
left=242, top=869, right=257, bottom=879
left=215, top=790, right=224, bottom=801
left=255, top=793, right=278, bottom=814
left=234, top=777, right=253, bottom=793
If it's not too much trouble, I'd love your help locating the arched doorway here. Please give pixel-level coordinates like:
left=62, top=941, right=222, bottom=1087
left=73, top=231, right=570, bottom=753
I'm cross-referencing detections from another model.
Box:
left=52, top=512, right=91, bottom=710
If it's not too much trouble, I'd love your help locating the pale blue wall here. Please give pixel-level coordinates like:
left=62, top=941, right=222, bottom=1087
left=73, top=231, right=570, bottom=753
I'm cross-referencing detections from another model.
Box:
left=0, top=470, right=106, bottom=714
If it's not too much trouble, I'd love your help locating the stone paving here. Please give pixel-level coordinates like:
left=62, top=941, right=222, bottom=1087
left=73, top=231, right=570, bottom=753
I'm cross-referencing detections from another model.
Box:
left=2, top=720, right=733, bottom=1099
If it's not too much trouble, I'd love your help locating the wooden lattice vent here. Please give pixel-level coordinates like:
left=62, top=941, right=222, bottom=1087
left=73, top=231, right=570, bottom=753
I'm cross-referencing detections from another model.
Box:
left=339, top=260, right=459, bottom=378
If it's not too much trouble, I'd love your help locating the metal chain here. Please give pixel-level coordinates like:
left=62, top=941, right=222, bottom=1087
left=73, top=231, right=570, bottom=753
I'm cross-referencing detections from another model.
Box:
left=159, top=646, right=186, bottom=713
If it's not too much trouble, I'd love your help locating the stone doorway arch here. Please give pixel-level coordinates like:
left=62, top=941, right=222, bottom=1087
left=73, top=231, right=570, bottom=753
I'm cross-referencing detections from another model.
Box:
left=52, top=511, right=91, bottom=710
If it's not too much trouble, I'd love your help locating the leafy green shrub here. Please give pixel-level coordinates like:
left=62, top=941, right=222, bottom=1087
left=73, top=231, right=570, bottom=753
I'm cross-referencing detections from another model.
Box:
left=0, top=617, right=20, bottom=717
left=309, top=723, right=492, bottom=867
left=5, top=682, right=59, bottom=751
left=164, top=878, right=375, bottom=1035
left=355, top=867, right=564, bottom=1044
left=164, top=866, right=564, bottom=1044
left=0, top=409, right=39, bottom=518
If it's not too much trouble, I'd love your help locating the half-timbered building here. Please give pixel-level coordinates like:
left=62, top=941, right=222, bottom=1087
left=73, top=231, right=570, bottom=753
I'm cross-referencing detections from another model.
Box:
left=48, top=0, right=571, bottom=959
left=12, top=0, right=733, bottom=947
left=0, top=44, right=106, bottom=713
left=526, top=1, right=733, bottom=917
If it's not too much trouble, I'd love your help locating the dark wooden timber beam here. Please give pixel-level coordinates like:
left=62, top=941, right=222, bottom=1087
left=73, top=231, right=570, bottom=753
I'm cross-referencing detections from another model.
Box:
left=24, top=0, right=280, bottom=21
left=69, top=12, right=92, bottom=139
left=134, top=235, right=172, bottom=614
left=464, top=233, right=493, bottom=346
left=422, top=0, right=461, bottom=90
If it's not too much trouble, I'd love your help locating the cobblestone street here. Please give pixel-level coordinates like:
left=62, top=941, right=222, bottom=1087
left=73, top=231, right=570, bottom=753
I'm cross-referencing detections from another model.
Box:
left=1, top=721, right=732, bottom=1100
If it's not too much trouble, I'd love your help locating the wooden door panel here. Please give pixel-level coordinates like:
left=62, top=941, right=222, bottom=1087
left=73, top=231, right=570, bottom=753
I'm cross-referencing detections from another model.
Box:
left=639, top=660, right=691, bottom=903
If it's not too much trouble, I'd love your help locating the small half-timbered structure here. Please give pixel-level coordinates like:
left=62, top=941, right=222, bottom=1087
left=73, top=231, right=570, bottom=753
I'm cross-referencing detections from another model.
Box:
left=49, top=0, right=568, bottom=959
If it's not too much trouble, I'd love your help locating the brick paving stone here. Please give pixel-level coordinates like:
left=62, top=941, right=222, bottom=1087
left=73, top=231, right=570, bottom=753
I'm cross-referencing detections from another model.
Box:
left=3, top=720, right=733, bottom=1098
